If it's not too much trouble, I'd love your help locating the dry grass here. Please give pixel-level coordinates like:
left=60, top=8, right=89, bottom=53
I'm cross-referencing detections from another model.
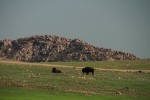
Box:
left=0, top=60, right=150, bottom=98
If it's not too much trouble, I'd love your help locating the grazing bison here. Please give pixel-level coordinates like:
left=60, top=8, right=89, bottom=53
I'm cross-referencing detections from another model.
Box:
left=82, top=67, right=94, bottom=75
left=52, top=67, right=62, bottom=73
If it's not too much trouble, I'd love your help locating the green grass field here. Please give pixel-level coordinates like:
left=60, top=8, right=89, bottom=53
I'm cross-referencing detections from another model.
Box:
left=2, top=87, right=146, bottom=100
left=0, top=60, right=150, bottom=100
left=41, top=60, right=150, bottom=69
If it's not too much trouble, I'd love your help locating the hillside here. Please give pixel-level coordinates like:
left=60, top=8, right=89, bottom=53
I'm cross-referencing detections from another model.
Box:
left=0, top=35, right=137, bottom=62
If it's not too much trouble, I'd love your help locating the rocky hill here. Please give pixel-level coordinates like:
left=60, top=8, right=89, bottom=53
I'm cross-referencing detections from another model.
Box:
left=0, top=35, right=137, bottom=62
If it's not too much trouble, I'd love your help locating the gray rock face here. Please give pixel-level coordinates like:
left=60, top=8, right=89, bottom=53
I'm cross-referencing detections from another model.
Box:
left=0, top=35, right=137, bottom=62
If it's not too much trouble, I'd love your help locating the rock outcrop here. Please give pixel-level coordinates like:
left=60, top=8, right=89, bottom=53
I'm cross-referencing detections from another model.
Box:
left=0, top=35, right=137, bottom=62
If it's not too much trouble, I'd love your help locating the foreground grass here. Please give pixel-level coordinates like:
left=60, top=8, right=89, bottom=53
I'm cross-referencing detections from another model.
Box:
left=0, top=60, right=150, bottom=99
left=1, top=87, right=149, bottom=100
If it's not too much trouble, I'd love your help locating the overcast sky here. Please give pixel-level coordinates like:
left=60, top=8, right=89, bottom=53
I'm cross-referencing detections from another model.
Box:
left=0, top=0, right=150, bottom=59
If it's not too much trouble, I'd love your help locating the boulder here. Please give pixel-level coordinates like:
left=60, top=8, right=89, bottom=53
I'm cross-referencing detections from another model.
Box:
left=0, top=35, right=138, bottom=62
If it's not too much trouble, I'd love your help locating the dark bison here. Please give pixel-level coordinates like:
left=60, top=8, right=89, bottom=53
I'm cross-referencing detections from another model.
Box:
left=82, top=67, right=94, bottom=75
left=52, top=67, right=62, bottom=73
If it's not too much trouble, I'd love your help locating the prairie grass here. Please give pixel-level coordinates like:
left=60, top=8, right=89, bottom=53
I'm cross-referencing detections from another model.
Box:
left=41, top=60, right=150, bottom=70
left=0, top=60, right=150, bottom=100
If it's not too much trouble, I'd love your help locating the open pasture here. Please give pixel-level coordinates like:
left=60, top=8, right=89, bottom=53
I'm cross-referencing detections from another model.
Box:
left=0, top=60, right=150, bottom=100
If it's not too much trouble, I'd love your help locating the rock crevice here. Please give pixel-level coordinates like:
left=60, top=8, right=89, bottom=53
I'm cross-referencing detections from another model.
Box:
left=0, top=35, right=137, bottom=62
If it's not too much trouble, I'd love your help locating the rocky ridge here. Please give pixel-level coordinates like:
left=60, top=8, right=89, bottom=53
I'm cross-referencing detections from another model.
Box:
left=0, top=35, right=137, bottom=62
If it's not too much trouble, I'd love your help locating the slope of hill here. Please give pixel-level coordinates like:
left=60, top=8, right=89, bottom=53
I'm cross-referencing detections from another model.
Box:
left=0, top=35, right=137, bottom=62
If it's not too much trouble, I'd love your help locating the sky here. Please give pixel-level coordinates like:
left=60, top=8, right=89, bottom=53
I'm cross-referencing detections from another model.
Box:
left=0, top=0, right=150, bottom=59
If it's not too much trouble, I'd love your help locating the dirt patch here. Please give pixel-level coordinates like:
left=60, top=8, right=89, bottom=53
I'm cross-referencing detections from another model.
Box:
left=65, top=89, right=97, bottom=95
left=95, top=68, right=150, bottom=73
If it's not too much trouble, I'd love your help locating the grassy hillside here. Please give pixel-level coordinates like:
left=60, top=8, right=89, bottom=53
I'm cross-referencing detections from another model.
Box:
left=0, top=60, right=150, bottom=100
left=41, top=60, right=150, bottom=70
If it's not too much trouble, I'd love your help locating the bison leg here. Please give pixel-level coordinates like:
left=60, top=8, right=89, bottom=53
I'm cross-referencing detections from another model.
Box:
left=86, top=72, right=89, bottom=75
left=92, top=71, right=94, bottom=75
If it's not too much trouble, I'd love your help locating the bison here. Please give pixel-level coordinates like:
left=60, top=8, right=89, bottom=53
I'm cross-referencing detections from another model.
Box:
left=52, top=67, right=62, bottom=73
left=82, top=67, right=94, bottom=75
